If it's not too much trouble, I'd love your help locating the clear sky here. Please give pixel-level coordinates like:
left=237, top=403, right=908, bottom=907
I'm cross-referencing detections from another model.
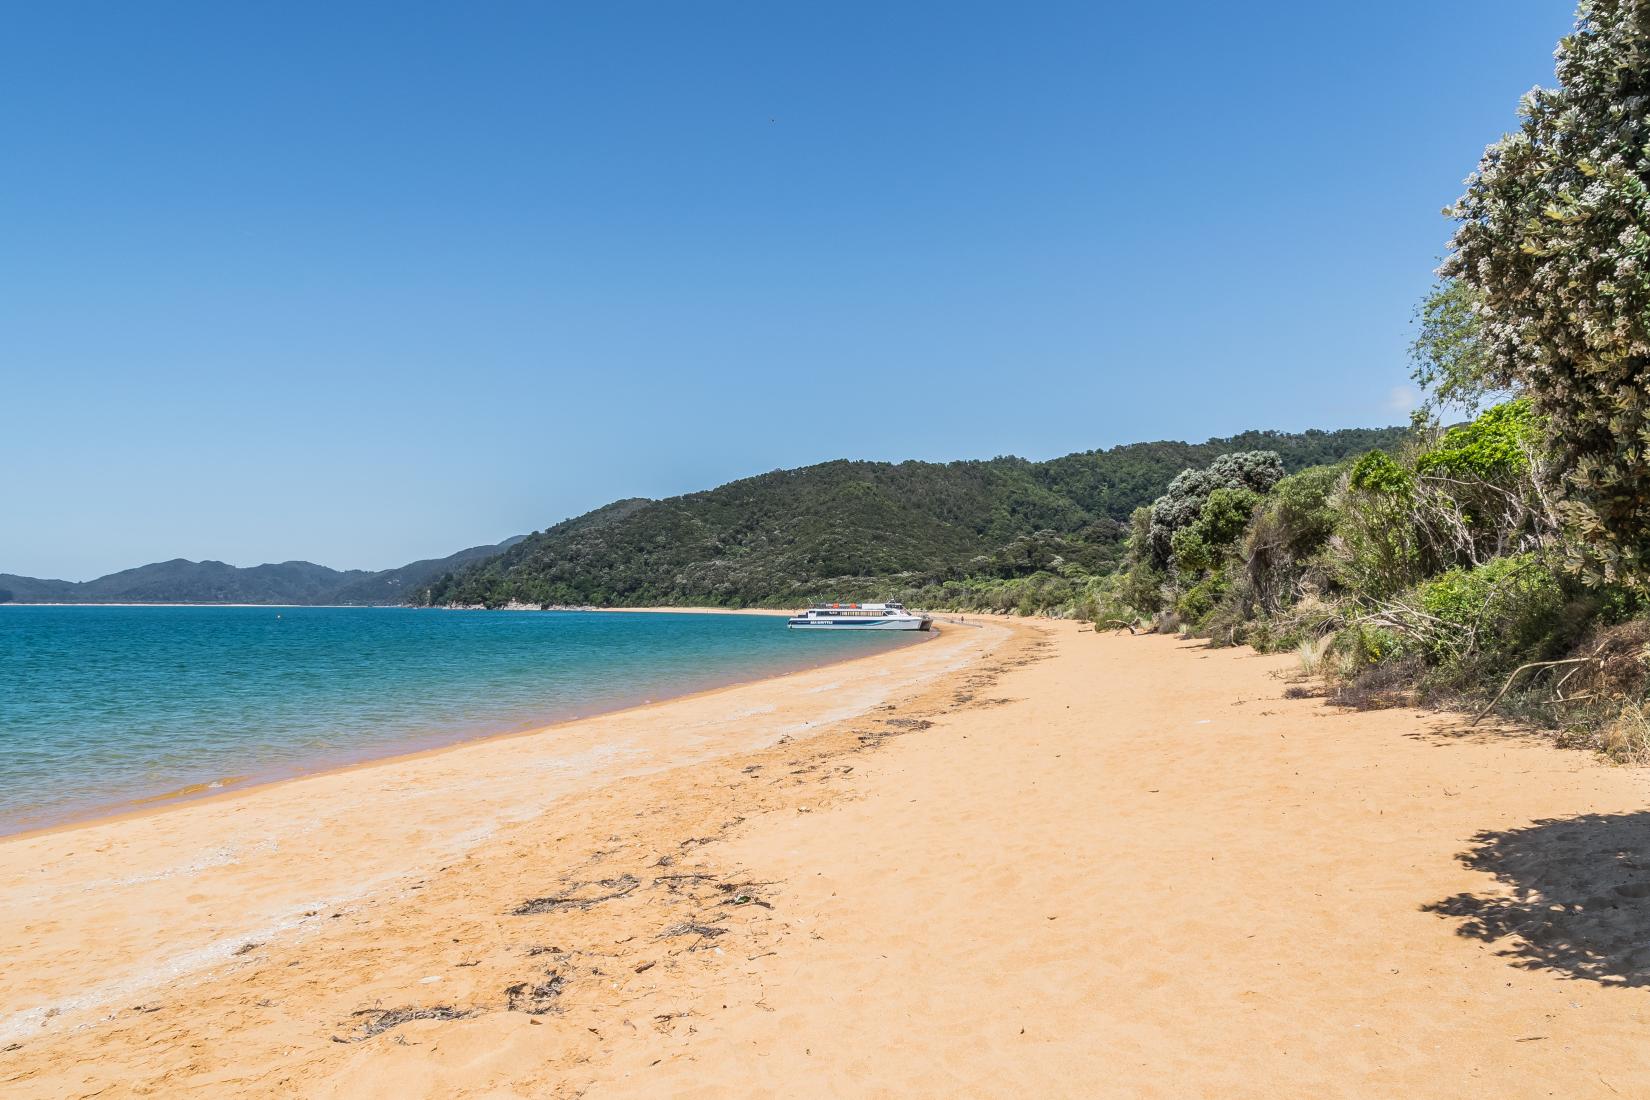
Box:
left=2, top=1, right=1577, bottom=580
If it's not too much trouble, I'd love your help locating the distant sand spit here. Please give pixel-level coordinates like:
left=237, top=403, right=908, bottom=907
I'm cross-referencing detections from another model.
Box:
left=6, top=622, right=1650, bottom=1096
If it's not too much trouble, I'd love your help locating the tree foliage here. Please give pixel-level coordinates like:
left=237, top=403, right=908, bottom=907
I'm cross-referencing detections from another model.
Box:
left=1414, top=398, right=1540, bottom=481
left=1146, top=450, right=1285, bottom=568
left=1243, top=464, right=1342, bottom=614
left=1409, top=279, right=1507, bottom=420
left=424, top=431, right=1400, bottom=610
left=1092, top=2, right=1650, bottom=739
left=1443, top=0, right=1650, bottom=585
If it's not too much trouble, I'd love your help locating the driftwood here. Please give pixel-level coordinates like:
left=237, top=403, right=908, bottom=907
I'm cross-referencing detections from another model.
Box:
left=1103, top=619, right=1139, bottom=636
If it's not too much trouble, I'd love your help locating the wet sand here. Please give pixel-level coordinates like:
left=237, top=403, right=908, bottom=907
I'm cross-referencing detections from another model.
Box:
left=5, top=621, right=1650, bottom=1097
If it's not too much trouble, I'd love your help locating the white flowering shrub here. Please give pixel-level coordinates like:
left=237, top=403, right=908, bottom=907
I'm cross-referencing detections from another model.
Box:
left=1444, top=0, right=1650, bottom=585
left=1146, top=451, right=1284, bottom=567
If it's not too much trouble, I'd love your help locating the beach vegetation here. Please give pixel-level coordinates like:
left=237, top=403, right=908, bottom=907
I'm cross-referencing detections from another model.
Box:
left=421, top=428, right=1403, bottom=614
left=1409, top=279, right=1505, bottom=422
left=1442, top=0, right=1650, bottom=588
left=417, top=1, right=1650, bottom=759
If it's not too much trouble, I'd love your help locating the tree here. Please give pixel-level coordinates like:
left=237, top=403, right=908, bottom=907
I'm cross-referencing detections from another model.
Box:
left=1409, top=279, right=1507, bottom=420
left=1332, top=451, right=1425, bottom=598
left=1243, top=464, right=1342, bottom=612
left=1146, top=451, right=1284, bottom=567
left=1443, top=0, right=1650, bottom=585
left=1170, top=487, right=1263, bottom=574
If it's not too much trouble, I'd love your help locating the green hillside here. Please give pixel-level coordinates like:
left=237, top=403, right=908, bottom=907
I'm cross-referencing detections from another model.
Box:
left=0, top=559, right=370, bottom=604
left=326, top=537, right=527, bottom=605
left=0, top=538, right=524, bottom=606
left=421, top=427, right=1408, bottom=609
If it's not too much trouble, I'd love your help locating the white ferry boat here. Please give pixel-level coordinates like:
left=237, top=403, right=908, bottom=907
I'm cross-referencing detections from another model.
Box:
left=787, top=602, right=932, bottom=631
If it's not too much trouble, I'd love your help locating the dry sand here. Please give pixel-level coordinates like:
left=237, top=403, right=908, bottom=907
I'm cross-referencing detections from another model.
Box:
left=5, top=620, right=1650, bottom=1097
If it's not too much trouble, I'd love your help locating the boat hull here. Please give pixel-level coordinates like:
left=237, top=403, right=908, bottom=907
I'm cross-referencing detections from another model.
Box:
left=786, top=616, right=930, bottom=631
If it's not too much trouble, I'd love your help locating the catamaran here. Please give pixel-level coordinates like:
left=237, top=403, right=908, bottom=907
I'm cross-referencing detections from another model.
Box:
left=787, top=601, right=932, bottom=631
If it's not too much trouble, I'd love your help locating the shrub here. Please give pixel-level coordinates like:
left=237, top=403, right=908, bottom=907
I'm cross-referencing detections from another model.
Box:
left=1147, top=451, right=1284, bottom=567
left=1413, top=554, right=1567, bottom=675
left=1408, top=399, right=1561, bottom=568
left=1600, top=703, right=1650, bottom=766
left=1415, top=398, right=1539, bottom=482
left=1170, top=486, right=1262, bottom=574
left=1347, top=450, right=1412, bottom=497
left=1245, top=465, right=1343, bottom=612
left=1242, top=596, right=1342, bottom=654
left=1270, top=466, right=1342, bottom=556
left=1333, top=653, right=1427, bottom=710
left=1199, top=566, right=1265, bottom=646
left=1444, top=0, right=1650, bottom=587
left=1334, top=621, right=1410, bottom=672
left=1175, top=570, right=1228, bottom=626
left=1296, top=636, right=1331, bottom=676
left=1333, top=459, right=1425, bottom=598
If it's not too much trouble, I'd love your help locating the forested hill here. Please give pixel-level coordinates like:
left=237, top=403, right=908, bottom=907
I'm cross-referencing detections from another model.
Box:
left=421, top=427, right=1408, bottom=609
left=0, top=559, right=370, bottom=605
left=0, top=538, right=523, bottom=605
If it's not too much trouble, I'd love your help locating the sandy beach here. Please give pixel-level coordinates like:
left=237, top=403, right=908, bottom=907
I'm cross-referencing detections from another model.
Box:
left=5, top=619, right=1650, bottom=1097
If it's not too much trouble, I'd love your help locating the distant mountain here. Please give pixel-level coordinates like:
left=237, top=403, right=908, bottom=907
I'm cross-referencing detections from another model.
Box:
left=4, top=427, right=1412, bottom=611
left=422, top=427, right=1410, bottom=609
left=325, top=537, right=526, bottom=605
left=0, top=574, right=78, bottom=602
left=0, top=538, right=523, bottom=606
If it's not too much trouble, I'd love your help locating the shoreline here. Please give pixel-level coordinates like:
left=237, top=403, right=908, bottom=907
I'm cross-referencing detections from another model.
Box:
left=0, top=616, right=930, bottom=842
left=7, top=623, right=1650, bottom=1094
left=0, top=619, right=1007, bottom=1054
left=0, top=606, right=798, bottom=616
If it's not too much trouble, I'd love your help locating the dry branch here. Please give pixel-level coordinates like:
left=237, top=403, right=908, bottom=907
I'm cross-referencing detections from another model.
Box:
left=1470, top=655, right=1602, bottom=726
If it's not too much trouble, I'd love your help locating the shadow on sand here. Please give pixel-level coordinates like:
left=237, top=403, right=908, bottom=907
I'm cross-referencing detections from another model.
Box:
left=1424, top=812, right=1650, bottom=987
left=1402, top=714, right=1561, bottom=749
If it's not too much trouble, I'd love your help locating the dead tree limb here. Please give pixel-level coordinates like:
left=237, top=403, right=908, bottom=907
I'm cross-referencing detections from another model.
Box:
left=1470, top=656, right=1600, bottom=726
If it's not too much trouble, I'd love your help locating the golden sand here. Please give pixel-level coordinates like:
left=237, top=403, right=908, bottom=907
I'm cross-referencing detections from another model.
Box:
left=4, top=620, right=1649, bottom=1097
left=129, top=776, right=254, bottom=806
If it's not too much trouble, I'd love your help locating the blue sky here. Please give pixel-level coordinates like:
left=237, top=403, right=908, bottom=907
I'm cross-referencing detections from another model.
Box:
left=2, top=1, right=1575, bottom=579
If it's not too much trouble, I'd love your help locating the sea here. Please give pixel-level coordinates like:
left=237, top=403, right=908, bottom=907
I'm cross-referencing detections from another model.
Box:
left=0, top=605, right=922, bottom=835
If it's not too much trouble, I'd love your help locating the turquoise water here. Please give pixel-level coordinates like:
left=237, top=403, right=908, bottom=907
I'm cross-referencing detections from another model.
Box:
left=0, top=606, right=921, bottom=834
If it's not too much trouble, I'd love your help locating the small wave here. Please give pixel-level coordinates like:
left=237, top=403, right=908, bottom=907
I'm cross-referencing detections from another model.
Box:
left=129, top=775, right=251, bottom=806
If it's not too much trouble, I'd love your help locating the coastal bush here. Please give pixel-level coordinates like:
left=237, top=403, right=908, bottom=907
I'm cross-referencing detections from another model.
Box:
left=1174, top=570, right=1228, bottom=627
left=1413, top=554, right=1568, bottom=676
left=1146, top=451, right=1284, bottom=568
left=1346, top=450, right=1412, bottom=497
left=902, top=569, right=1101, bottom=618
left=1443, top=0, right=1650, bottom=587
left=1409, top=400, right=1562, bottom=569
left=1240, top=595, right=1341, bottom=654
left=1244, top=465, right=1342, bottom=614
left=1177, top=488, right=1263, bottom=571
left=1331, top=453, right=1425, bottom=598
left=1409, top=279, right=1505, bottom=420
left=1268, top=465, right=1342, bottom=557
left=1084, top=3, right=1650, bottom=745
left=1414, top=399, right=1539, bottom=483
